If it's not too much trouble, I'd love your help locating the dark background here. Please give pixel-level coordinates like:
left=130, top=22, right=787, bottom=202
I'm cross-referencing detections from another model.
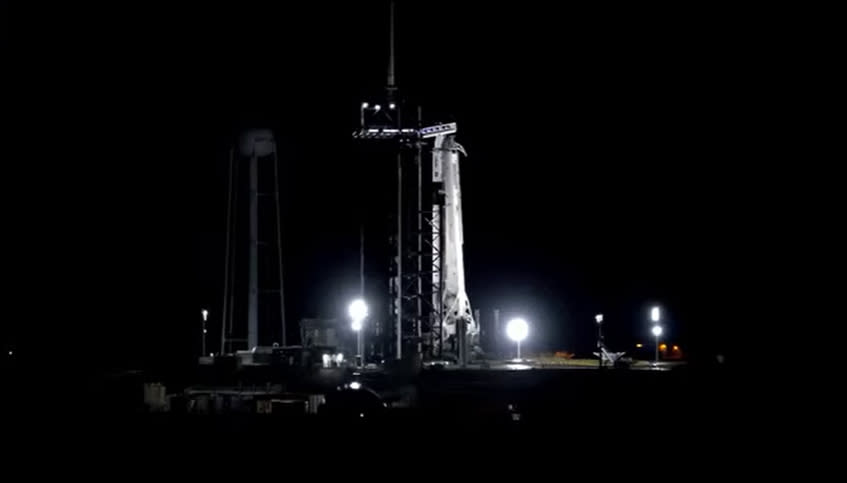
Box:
left=5, top=1, right=804, bottom=376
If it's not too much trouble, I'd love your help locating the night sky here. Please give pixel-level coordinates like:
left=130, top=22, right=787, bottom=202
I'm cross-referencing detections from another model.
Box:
left=5, top=1, right=781, bottom=374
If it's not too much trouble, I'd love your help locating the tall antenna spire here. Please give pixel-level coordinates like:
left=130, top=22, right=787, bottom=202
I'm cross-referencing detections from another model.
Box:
left=387, top=0, right=396, bottom=89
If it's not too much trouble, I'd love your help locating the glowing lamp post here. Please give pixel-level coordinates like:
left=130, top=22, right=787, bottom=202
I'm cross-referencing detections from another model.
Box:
left=595, top=313, right=604, bottom=367
left=349, top=299, right=368, bottom=367
left=506, top=318, right=529, bottom=360
left=651, top=324, right=663, bottom=364
left=201, top=309, right=209, bottom=357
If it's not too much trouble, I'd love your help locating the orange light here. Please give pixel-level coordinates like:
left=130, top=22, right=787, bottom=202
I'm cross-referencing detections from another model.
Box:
left=673, top=345, right=679, bottom=351
left=635, top=343, right=643, bottom=348
left=659, top=344, right=667, bottom=351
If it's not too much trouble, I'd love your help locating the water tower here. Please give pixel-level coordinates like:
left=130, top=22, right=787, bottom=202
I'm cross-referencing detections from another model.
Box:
left=220, top=129, right=287, bottom=353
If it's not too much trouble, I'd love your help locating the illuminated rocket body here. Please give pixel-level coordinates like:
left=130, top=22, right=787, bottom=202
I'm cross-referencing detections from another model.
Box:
left=432, top=134, right=478, bottom=354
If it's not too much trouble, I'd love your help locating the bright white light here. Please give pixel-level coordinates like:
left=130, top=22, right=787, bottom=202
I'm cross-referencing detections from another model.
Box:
left=349, top=381, right=361, bottom=390
left=335, top=353, right=344, bottom=364
left=201, top=309, right=208, bottom=321
left=506, top=318, right=529, bottom=342
left=322, top=353, right=331, bottom=368
left=203, top=329, right=207, bottom=334
left=349, top=299, right=368, bottom=323
left=361, top=102, right=369, bottom=108
left=374, top=104, right=381, bottom=111
left=595, top=314, right=603, bottom=324
left=651, top=307, right=660, bottom=322
left=351, top=320, right=363, bottom=332
left=209, top=353, right=214, bottom=357
left=389, top=103, right=396, bottom=109
left=652, top=325, right=663, bottom=337
left=8, top=351, right=12, bottom=356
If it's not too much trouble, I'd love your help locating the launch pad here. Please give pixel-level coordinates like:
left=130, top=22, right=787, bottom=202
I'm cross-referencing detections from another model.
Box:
left=352, top=115, right=478, bottom=364
left=212, top=1, right=481, bottom=368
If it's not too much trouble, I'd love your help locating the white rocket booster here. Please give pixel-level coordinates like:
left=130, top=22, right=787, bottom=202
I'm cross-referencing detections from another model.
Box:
left=432, top=134, right=478, bottom=354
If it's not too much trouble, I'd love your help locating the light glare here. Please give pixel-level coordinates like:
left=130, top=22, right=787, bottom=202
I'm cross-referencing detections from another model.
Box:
left=651, top=307, right=660, bottom=322
left=652, top=325, right=663, bottom=337
left=506, top=318, right=529, bottom=342
left=349, top=299, right=368, bottom=323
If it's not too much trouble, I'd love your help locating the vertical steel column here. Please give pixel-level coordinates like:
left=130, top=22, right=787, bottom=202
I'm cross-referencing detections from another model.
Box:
left=247, top=153, right=259, bottom=350
left=494, top=309, right=501, bottom=358
left=220, top=148, right=234, bottom=354
left=416, top=107, right=423, bottom=355
left=360, top=224, right=365, bottom=297
left=273, top=149, right=287, bottom=347
left=395, top=152, right=402, bottom=360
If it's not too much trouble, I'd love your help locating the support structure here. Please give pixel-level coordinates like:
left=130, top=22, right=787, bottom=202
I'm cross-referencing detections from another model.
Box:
left=350, top=1, right=477, bottom=362
left=247, top=141, right=259, bottom=349
left=493, top=308, right=500, bottom=357
left=396, top=152, right=403, bottom=360
left=353, top=122, right=478, bottom=362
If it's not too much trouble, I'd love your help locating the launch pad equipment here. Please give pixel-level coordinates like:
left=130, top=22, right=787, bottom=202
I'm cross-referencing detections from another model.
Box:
left=351, top=2, right=478, bottom=364
left=352, top=120, right=479, bottom=363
